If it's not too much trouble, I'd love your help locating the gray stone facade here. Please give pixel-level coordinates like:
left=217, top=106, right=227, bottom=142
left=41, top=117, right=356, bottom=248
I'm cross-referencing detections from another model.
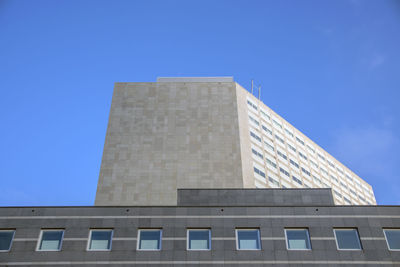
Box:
left=96, top=80, right=245, bottom=206
left=1, top=189, right=399, bottom=266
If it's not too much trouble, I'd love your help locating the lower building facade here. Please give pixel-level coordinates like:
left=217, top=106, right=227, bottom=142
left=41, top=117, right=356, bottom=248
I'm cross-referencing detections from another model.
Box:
left=0, top=189, right=399, bottom=266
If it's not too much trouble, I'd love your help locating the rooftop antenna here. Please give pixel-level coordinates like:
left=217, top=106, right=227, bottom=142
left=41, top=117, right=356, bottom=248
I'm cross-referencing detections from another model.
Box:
left=258, top=85, right=261, bottom=100
left=251, top=79, right=254, bottom=95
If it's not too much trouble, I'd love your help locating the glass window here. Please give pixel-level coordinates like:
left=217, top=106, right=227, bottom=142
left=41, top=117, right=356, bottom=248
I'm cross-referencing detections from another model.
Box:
left=236, top=229, right=261, bottom=250
left=87, top=229, right=113, bottom=251
left=137, top=229, right=162, bottom=250
left=334, top=229, right=362, bottom=250
left=285, top=229, right=311, bottom=250
left=37, top=230, right=64, bottom=251
left=187, top=229, right=211, bottom=250
left=0, top=230, right=15, bottom=252
left=384, top=229, right=400, bottom=250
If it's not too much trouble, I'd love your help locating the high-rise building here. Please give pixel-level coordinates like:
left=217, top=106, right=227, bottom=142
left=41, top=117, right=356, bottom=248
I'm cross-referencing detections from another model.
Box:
left=95, top=77, right=376, bottom=206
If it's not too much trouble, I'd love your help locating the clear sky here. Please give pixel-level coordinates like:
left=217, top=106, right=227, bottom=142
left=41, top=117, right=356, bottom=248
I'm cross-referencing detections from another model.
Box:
left=0, top=0, right=399, bottom=206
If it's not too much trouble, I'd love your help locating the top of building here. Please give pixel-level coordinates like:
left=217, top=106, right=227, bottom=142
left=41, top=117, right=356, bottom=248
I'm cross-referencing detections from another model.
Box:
left=156, top=77, right=234, bottom=83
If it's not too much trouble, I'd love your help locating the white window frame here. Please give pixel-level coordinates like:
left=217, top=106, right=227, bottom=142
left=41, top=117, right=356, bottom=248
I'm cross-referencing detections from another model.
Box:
left=137, top=229, right=162, bottom=251
left=186, top=229, right=211, bottom=251
left=333, top=228, right=362, bottom=250
left=383, top=229, right=400, bottom=251
left=235, top=228, right=261, bottom=251
left=284, top=228, right=312, bottom=250
left=0, top=230, right=15, bottom=252
left=86, top=229, right=113, bottom=251
left=36, top=229, right=64, bottom=252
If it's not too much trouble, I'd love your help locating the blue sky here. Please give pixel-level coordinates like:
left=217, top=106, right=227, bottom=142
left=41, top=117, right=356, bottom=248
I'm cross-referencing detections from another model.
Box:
left=0, top=0, right=399, bottom=205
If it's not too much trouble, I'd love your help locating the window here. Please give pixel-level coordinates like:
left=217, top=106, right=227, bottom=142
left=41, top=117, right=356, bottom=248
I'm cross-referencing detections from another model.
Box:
left=236, top=229, right=261, bottom=250
left=334, top=229, right=362, bottom=250
left=260, top=110, right=270, bottom=121
left=313, top=175, right=322, bottom=185
left=262, top=125, right=272, bottom=135
left=0, top=230, right=15, bottom=252
left=298, top=152, right=307, bottom=161
left=289, top=159, right=299, bottom=169
left=137, top=229, right=162, bottom=251
left=266, top=158, right=277, bottom=169
left=306, top=144, right=315, bottom=154
left=247, top=100, right=257, bottom=111
left=285, top=128, right=294, bottom=138
left=264, top=141, right=274, bottom=152
left=37, top=230, right=64, bottom=251
left=345, top=174, right=353, bottom=181
left=251, top=148, right=263, bottom=160
left=272, top=119, right=282, bottom=129
left=268, top=176, right=280, bottom=187
left=287, top=144, right=296, bottom=153
left=310, top=159, right=318, bottom=169
left=301, top=167, right=310, bottom=176
left=250, top=131, right=262, bottom=142
left=295, top=137, right=305, bottom=146
left=334, top=190, right=342, bottom=199
left=317, top=153, right=326, bottom=161
left=249, top=115, right=259, bottom=126
left=275, top=134, right=285, bottom=144
left=320, top=167, right=328, bottom=176
left=280, top=167, right=290, bottom=177
left=277, top=150, right=287, bottom=160
left=343, top=197, right=351, bottom=205
left=187, top=229, right=211, bottom=250
left=285, top=229, right=311, bottom=250
left=87, top=229, right=113, bottom=251
left=383, top=229, right=400, bottom=250
left=292, top=176, right=302, bottom=185
left=254, top=166, right=266, bottom=178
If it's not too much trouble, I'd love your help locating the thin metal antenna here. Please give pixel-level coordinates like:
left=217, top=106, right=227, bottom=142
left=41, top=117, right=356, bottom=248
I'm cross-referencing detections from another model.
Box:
left=251, top=79, right=254, bottom=95
left=258, top=85, right=261, bottom=100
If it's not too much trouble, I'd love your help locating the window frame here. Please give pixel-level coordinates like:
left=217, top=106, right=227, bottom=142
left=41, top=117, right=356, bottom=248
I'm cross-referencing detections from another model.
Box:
left=333, top=228, right=362, bottom=251
left=136, top=229, right=162, bottom=251
left=383, top=228, right=400, bottom=251
left=36, top=229, right=64, bottom=252
left=186, top=228, right=211, bottom=251
left=86, top=229, right=113, bottom=251
left=235, top=228, right=261, bottom=251
left=284, top=228, right=312, bottom=251
left=0, top=230, right=15, bottom=252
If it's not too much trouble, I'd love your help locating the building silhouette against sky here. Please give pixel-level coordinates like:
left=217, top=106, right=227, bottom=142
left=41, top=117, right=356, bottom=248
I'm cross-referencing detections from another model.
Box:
left=95, top=77, right=376, bottom=206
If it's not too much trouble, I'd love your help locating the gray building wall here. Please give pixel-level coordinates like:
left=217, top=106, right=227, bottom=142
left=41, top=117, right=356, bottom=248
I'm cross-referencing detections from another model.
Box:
left=96, top=81, right=245, bottom=206
left=1, top=189, right=399, bottom=266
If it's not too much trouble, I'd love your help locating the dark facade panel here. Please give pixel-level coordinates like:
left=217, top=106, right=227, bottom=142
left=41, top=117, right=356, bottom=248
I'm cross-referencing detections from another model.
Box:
left=177, top=188, right=335, bottom=206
